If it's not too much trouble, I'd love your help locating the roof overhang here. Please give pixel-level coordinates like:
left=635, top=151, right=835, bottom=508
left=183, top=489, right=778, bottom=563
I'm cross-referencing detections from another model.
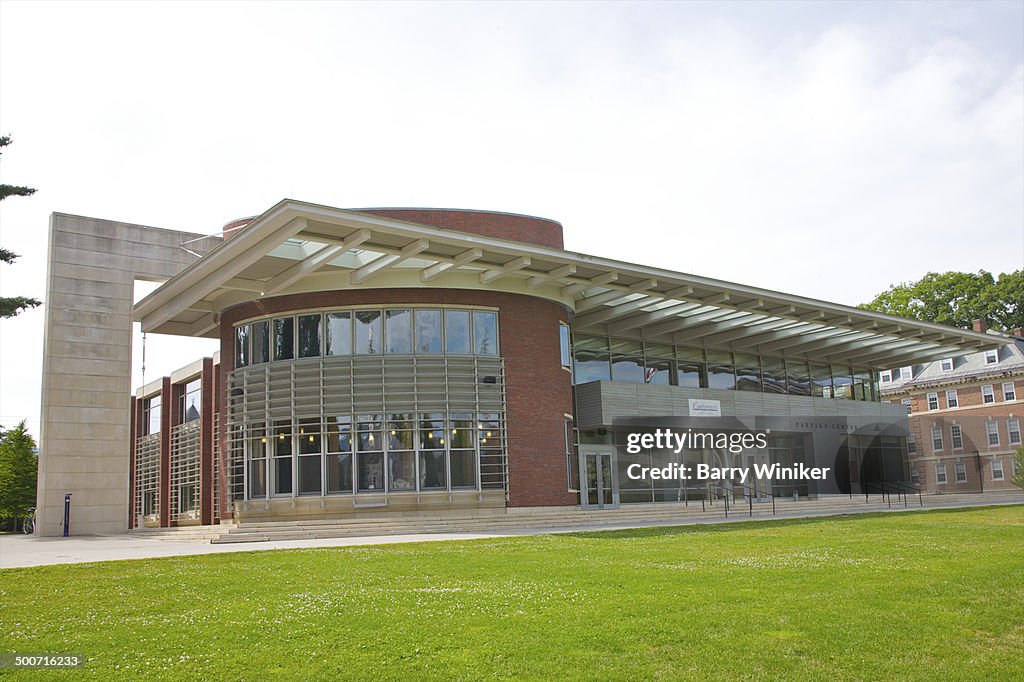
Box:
left=134, top=199, right=999, bottom=367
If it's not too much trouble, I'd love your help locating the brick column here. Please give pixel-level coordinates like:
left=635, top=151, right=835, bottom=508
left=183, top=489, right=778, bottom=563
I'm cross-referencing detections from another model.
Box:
left=158, top=377, right=173, bottom=528
left=200, top=357, right=215, bottom=525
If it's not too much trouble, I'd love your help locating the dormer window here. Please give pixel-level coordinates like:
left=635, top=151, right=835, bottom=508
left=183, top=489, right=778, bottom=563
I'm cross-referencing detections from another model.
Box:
left=940, top=358, right=953, bottom=372
left=880, top=370, right=892, bottom=384
left=899, top=367, right=913, bottom=380
left=985, top=349, right=998, bottom=365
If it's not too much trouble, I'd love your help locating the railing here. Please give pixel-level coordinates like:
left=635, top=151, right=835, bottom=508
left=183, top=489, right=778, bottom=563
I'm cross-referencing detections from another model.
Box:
left=702, top=482, right=777, bottom=518
left=863, top=480, right=923, bottom=508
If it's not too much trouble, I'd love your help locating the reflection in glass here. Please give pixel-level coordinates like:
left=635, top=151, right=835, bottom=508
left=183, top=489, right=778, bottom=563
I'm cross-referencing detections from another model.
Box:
left=811, top=364, right=832, bottom=398
left=252, top=320, right=270, bottom=364
left=450, top=450, right=476, bottom=488
left=386, top=309, right=412, bottom=354
left=274, top=317, right=294, bottom=361
left=611, top=354, right=645, bottom=383
left=445, top=310, right=471, bottom=354
left=326, top=312, right=352, bottom=356
left=706, top=351, right=736, bottom=390
left=235, top=324, right=249, bottom=367
left=388, top=452, right=416, bottom=490
left=298, top=314, right=321, bottom=358
left=473, top=311, right=498, bottom=355
left=419, top=450, right=446, bottom=489
left=734, top=353, right=762, bottom=392
left=786, top=360, right=811, bottom=396
left=355, top=310, right=381, bottom=354
left=415, top=309, right=442, bottom=353
left=298, top=456, right=320, bottom=495
left=249, top=459, right=267, bottom=498
left=326, top=453, right=352, bottom=493
left=573, top=350, right=611, bottom=384
left=358, top=453, right=384, bottom=491
left=831, top=365, right=853, bottom=400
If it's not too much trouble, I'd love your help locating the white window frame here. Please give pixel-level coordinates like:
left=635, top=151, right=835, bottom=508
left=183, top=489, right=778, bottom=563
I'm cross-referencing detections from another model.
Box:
left=940, top=358, right=953, bottom=372
left=926, top=392, right=939, bottom=411
left=991, top=458, right=1004, bottom=481
left=954, top=461, right=967, bottom=483
left=935, top=463, right=947, bottom=484
left=900, top=367, right=913, bottom=380
left=945, top=389, right=958, bottom=409
left=950, top=424, right=963, bottom=450
left=986, top=420, right=1000, bottom=447
left=1002, top=382, right=1016, bottom=402
left=982, top=385, right=995, bottom=404
left=880, top=370, right=892, bottom=384
left=902, top=399, right=912, bottom=415
left=931, top=425, right=943, bottom=452
left=1008, top=418, right=1021, bottom=445
left=907, top=431, right=916, bottom=453
left=984, top=349, right=998, bottom=365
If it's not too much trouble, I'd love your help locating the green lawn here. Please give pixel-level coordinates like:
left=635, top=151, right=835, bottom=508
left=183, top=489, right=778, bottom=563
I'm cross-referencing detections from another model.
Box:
left=2, top=506, right=1022, bottom=681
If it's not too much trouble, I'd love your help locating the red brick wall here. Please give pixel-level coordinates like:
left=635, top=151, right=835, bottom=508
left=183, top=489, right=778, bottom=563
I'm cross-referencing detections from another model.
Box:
left=219, top=288, right=576, bottom=507
left=357, top=208, right=564, bottom=249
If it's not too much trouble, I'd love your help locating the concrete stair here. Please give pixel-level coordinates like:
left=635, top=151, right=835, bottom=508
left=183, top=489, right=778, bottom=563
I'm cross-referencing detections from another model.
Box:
left=201, top=489, right=1023, bottom=544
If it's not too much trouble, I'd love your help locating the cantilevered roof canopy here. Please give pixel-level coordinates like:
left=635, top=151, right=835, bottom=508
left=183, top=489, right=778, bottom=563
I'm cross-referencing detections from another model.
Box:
left=135, top=199, right=998, bottom=368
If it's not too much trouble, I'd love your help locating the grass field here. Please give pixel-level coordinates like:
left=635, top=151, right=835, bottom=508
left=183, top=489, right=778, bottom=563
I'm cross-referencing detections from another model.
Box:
left=1, top=506, right=1022, bottom=681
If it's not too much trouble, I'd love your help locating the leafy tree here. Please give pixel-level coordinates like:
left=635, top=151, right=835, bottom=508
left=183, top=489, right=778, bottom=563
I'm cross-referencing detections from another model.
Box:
left=1014, top=447, right=1024, bottom=490
left=860, top=270, right=1024, bottom=332
left=0, top=421, right=38, bottom=531
left=0, top=135, right=40, bottom=318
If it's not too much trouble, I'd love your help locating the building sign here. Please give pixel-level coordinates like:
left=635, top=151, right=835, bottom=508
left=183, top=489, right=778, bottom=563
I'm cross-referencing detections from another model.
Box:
left=688, top=399, right=721, bottom=418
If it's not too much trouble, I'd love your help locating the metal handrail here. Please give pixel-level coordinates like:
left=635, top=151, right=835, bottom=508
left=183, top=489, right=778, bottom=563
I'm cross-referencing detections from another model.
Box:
left=863, top=480, right=923, bottom=508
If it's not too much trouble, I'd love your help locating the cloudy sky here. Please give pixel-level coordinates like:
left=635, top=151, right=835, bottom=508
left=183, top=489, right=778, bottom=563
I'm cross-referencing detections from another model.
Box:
left=1, top=1, right=1022, bottom=436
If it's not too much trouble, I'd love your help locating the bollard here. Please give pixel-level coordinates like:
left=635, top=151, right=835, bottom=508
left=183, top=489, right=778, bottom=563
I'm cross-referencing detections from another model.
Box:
left=63, top=493, right=72, bottom=537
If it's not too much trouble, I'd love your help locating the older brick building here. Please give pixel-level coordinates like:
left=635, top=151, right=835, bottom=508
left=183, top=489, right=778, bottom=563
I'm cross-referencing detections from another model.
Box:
left=879, top=321, right=1023, bottom=493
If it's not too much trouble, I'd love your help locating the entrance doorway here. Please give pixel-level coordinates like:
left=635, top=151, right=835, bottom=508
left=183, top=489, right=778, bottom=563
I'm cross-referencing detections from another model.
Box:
left=579, top=446, right=619, bottom=509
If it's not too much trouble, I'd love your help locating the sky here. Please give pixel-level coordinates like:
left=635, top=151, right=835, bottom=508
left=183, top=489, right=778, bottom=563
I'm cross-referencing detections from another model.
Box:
left=0, top=0, right=1022, bottom=437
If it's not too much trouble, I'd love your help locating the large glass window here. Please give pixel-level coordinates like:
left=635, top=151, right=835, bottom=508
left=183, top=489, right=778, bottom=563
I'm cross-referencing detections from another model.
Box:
left=144, top=395, right=162, bottom=435
left=761, top=357, right=787, bottom=394
left=386, top=310, right=413, bottom=354
left=356, top=415, right=384, bottom=491
left=386, top=413, right=416, bottom=491
left=297, top=417, right=321, bottom=495
left=418, top=413, right=447, bottom=489
left=611, top=339, right=645, bottom=384
left=325, top=416, right=352, bottom=493
left=706, top=351, right=736, bottom=390
left=572, top=335, right=611, bottom=384
left=810, top=364, right=832, bottom=398
left=473, top=311, right=498, bottom=355
left=251, top=320, right=270, bottom=365
left=298, top=314, right=321, bottom=358
left=235, top=324, right=249, bottom=368
left=415, top=309, right=442, bottom=353
left=445, top=310, right=471, bottom=354
left=478, top=412, right=503, bottom=490
left=644, top=343, right=673, bottom=386
left=273, top=420, right=292, bottom=495
left=326, top=312, right=352, bottom=356
left=355, top=311, right=382, bottom=355
left=450, top=412, right=477, bottom=488
left=179, top=379, right=201, bottom=423
left=734, top=353, right=762, bottom=392
left=831, top=365, right=853, bottom=400
left=248, top=423, right=267, bottom=498
left=676, top=347, right=705, bottom=388
left=274, top=317, right=294, bottom=361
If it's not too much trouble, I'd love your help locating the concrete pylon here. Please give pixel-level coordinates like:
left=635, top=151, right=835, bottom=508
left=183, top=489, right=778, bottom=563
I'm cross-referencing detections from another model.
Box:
left=36, top=213, right=219, bottom=536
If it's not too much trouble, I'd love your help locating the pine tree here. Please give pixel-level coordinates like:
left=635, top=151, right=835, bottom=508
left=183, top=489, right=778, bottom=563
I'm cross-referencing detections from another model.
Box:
left=0, top=421, right=39, bottom=530
left=0, top=136, right=40, bottom=318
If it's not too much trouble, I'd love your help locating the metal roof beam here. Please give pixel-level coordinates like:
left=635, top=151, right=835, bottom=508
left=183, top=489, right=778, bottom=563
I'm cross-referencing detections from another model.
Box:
left=572, top=295, right=667, bottom=328
left=561, top=271, right=618, bottom=298
left=575, top=279, right=657, bottom=312
left=604, top=302, right=703, bottom=334
left=264, top=229, right=372, bottom=294
left=699, top=319, right=803, bottom=347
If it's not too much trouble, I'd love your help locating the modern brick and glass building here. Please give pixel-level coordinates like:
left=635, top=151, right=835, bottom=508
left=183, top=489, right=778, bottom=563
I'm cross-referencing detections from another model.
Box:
left=35, top=201, right=1001, bottom=534
left=879, top=322, right=1023, bottom=493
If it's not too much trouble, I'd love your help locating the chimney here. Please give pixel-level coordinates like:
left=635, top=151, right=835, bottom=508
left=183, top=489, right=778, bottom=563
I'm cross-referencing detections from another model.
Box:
left=972, top=319, right=987, bottom=333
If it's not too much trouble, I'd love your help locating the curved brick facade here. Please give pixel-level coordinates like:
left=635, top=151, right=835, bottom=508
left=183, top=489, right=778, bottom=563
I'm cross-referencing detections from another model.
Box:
left=358, top=209, right=564, bottom=249
left=219, top=288, right=575, bottom=509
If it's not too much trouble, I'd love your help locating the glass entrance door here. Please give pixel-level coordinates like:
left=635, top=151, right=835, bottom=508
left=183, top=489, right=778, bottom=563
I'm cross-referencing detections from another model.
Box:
left=580, top=447, right=619, bottom=509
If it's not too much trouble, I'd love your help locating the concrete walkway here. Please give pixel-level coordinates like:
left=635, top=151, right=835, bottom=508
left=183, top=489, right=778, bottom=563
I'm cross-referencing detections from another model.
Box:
left=2, top=495, right=1020, bottom=569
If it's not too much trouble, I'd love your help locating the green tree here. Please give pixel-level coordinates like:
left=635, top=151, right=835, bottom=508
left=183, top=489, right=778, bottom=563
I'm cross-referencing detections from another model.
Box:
left=0, top=421, right=38, bottom=531
left=860, top=270, right=1024, bottom=332
left=0, top=135, right=40, bottom=318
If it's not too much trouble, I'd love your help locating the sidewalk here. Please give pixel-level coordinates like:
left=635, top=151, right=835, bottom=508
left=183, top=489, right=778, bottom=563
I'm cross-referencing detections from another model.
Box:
left=2, top=494, right=1021, bottom=569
